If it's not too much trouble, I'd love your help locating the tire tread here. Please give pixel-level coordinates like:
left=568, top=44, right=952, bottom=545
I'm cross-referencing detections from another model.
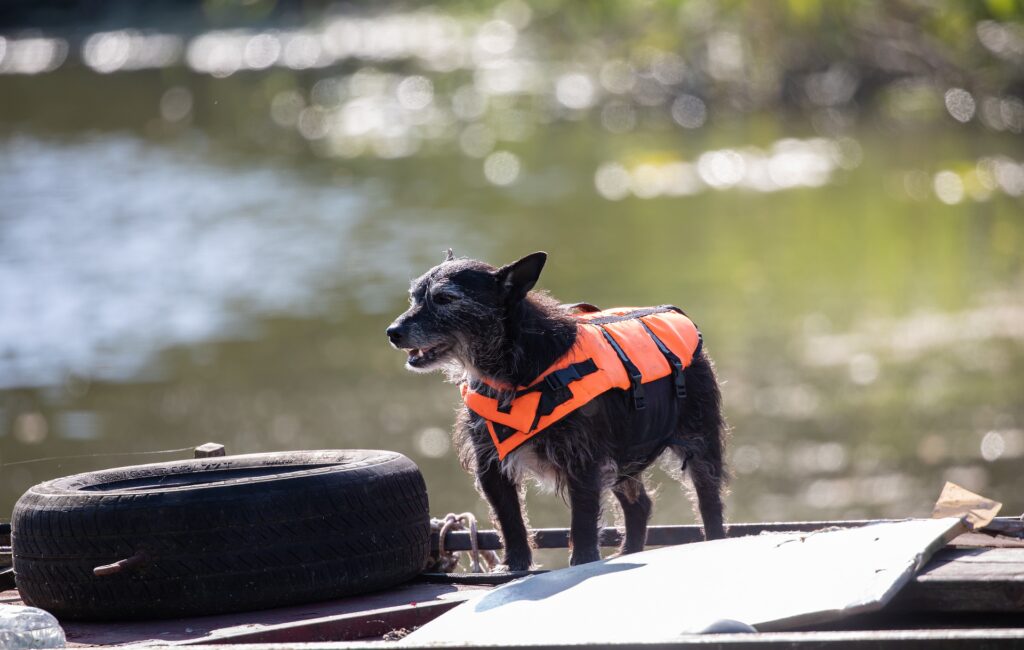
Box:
left=11, top=450, right=430, bottom=620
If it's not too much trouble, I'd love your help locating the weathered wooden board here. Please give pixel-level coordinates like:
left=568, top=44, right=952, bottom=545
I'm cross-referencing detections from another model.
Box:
left=48, top=583, right=484, bottom=647
left=893, top=547, right=1024, bottom=613
left=406, top=518, right=964, bottom=645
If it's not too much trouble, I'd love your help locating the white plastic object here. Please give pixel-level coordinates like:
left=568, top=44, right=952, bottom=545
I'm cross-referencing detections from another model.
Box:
left=0, top=604, right=66, bottom=649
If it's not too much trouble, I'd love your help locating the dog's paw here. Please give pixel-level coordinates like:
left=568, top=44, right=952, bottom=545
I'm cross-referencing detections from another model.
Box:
left=569, top=549, right=602, bottom=566
left=494, top=556, right=531, bottom=573
left=606, top=545, right=643, bottom=560
left=491, top=563, right=532, bottom=574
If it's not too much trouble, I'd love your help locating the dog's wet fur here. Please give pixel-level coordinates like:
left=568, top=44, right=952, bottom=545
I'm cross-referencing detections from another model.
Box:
left=387, top=251, right=727, bottom=570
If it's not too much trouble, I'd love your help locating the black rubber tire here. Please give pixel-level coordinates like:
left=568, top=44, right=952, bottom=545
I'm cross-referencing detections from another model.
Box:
left=11, top=450, right=430, bottom=621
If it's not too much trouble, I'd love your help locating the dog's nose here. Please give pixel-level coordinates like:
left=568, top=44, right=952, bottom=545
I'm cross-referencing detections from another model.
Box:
left=386, top=324, right=405, bottom=346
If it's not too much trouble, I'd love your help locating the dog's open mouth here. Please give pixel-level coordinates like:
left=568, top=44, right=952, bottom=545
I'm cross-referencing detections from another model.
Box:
left=405, top=343, right=452, bottom=368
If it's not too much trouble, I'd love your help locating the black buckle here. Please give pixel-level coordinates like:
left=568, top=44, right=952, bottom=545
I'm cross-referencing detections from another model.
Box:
left=545, top=365, right=581, bottom=391
left=636, top=320, right=687, bottom=403
left=671, top=361, right=686, bottom=399
left=629, top=371, right=646, bottom=410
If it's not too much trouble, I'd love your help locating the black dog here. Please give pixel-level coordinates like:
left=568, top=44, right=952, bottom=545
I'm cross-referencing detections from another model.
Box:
left=387, top=251, right=726, bottom=570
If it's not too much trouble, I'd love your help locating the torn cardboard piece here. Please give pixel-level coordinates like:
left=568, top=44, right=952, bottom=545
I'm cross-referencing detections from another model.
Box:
left=931, top=481, right=1002, bottom=537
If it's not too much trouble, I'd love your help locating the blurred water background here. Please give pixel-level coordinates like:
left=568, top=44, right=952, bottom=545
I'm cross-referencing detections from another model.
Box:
left=1, top=1, right=1022, bottom=553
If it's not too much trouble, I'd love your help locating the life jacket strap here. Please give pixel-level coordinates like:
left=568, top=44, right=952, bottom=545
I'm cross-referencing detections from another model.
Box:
left=465, top=379, right=515, bottom=413
left=516, top=359, right=599, bottom=432
left=540, top=359, right=597, bottom=392
left=639, top=321, right=687, bottom=399
left=598, top=326, right=646, bottom=411
left=465, top=358, right=599, bottom=426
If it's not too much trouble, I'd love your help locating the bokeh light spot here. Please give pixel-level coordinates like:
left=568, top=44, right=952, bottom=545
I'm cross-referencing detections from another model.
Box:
left=671, top=94, right=707, bottom=129
left=555, top=73, right=596, bottom=110
left=160, top=87, right=193, bottom=122
left=0, top=37, right=68, bottom=74
left=601, top=101, right=636, bottom=133
left=397, top=75, right=434, bottom=110
left=980, top=431, right=1005, bottom=462
left=270, top=90, right=305, bottom=127
left=933, top=170, right=964, bottom=204
left=483, top=150, right=521, bottom=185
left=416, top=426, right=451, bottom=458
left=244, top=33, right=281, bottom=70
left=14, top=412, right=48, bottom=444
left=594, top=163, right=631, bottom=200
left=599, top=60, right=636, bottom=94
left=944, top=87, right=976, bottom=123
left=475, top=20, right=517, bottom=57
left=697, top=149, right=745, bottom=188
left=732, top=445, right=762, bottom=475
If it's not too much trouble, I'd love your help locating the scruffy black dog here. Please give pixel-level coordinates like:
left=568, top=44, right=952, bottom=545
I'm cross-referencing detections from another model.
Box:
left=387, top=251, right=726, bottom=570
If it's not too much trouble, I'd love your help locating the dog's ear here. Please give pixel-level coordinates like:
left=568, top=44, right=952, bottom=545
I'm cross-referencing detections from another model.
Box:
left=443, top=248, right=455, bottom=262
left=496, top=252, right=547, bottom=304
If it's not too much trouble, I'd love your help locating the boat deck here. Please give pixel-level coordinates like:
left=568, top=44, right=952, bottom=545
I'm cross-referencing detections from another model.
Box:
left=3, top=520, right=1024, bottom=647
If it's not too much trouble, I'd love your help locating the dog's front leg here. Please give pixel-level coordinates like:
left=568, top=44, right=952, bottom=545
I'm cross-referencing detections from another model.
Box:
left=612, top=479, right=652, bottom=554
left=567, top=463, right=603, bottom=565
left=476, top=459, right=532, bottom=571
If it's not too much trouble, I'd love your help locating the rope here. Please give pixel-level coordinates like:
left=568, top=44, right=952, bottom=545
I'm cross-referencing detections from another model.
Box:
left=0, top=447, right=196, bottom=468
left=430, top=512, right=501, bottom=574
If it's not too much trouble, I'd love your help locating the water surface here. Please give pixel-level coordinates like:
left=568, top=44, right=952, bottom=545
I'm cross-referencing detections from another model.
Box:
left=1, top=4, right=1022, bottom=561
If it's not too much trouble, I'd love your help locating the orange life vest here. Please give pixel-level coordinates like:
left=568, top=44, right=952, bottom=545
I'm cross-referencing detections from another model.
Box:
left=460, top=305, right=702, bottom=460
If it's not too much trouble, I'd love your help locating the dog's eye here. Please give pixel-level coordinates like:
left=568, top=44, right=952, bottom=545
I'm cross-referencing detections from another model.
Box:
left=431, top=291, right=458, bottom=305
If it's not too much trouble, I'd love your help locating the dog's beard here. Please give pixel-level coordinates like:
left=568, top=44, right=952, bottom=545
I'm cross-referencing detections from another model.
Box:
left=441, top=359, right=470, bottom=383
left=441, top=337, right=481, bottom=383
left=442, top=329, right=507, bottom=384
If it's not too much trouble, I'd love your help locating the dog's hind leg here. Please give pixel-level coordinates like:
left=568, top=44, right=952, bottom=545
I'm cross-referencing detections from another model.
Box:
left=670, top=355, right=728, bottom=540
left=611, top=477, right=652, bottom=554
left=475, top=458, right=532, bottom=571
left=679, top=434, right=726, bottom=541
left=566, top=462, right=604, bottom=565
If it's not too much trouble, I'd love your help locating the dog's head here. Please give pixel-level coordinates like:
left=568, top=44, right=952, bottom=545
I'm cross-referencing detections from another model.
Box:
left=386, top=250, right=547, bottom=376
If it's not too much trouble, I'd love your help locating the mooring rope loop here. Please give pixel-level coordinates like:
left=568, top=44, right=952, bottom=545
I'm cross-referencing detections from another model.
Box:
left=431, top=511, right=500, bottom=574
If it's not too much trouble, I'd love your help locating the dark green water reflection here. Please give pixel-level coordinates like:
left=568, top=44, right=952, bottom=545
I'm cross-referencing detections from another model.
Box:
left=1, top=4, right=1022, bottom=561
